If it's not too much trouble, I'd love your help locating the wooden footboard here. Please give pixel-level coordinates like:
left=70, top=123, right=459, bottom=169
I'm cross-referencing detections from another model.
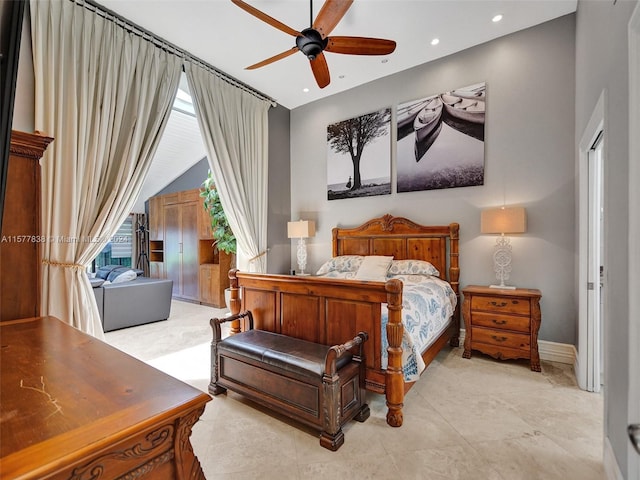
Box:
left=229, top=270, right=406, bottom=426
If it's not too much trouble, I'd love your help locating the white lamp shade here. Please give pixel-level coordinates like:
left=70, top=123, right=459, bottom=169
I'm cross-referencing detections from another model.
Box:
left=287, top=220, right=316, bottom=239
left=481, top=207, right=527, bottom=234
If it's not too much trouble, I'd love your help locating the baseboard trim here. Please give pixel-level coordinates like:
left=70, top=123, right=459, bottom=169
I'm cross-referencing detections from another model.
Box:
left=458, top=329, right=576, bottom=365
left=603, top=436, right=624, bottom=480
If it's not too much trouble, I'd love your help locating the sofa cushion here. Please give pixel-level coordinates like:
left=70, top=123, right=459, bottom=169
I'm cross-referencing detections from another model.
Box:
left=111, top=269, right=138, bottom=283
left=95, top=265, right=119, bottom=280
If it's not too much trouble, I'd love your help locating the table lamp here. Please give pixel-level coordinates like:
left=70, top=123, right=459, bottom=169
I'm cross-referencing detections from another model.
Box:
left=480, top=206, right=527, bottom=289
left=287, top=220, right=316, bottom=276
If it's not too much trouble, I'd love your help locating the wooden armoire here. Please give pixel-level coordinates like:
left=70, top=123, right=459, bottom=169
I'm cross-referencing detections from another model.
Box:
left=0, top=131, right=53, bottom=321
left=148, top=188, right=231, bottom=308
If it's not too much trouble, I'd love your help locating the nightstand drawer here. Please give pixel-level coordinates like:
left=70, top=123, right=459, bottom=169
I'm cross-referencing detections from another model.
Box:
left=471, top=312, right=530, bottom=333
left=472, top=328, right=530, bottom=350
left=470, top=295, right=531, bottom=316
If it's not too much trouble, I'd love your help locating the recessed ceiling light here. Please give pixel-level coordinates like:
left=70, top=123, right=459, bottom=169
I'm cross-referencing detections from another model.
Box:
left=339, top=75, right=346, bottom=79
left=381, top=58, right=388, bottom=64
left=492, top=14, right=503, bottom=23
left=431, top=38, right=440, bottom=46
left=302, top=88, right=309, bottom=93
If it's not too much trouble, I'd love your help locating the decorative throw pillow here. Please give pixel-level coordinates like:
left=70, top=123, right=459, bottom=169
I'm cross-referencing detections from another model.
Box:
left=111, top=269, right=138, bottom=284
left=387, top=259, right=440, bottom=277
left=316, top=255, right=364, bottom=275
left=354, top=256, right=394, bottom=281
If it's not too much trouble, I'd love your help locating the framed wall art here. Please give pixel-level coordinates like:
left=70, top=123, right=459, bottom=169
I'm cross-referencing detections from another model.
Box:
left=327, top=107, right=391, bottom=200
left=396, top=82, right=486, bottom=193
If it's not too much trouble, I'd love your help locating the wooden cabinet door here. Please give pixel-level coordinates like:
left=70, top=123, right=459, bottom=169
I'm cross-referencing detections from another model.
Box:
left=181, top=202, right=199, bottom=300
left=148, top=195, right=163, bottom=241
left=164, top=204, right=181, bottom=297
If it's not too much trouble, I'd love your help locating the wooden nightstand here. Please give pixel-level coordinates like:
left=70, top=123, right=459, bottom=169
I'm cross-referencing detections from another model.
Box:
left=462, top=285, right=542, bottom=371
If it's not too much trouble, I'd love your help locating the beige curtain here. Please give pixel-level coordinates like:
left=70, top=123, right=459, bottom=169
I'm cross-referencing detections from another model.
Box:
left=185, top=63, right=271, bottom=273
left=31, top=0, right=182, bottom=337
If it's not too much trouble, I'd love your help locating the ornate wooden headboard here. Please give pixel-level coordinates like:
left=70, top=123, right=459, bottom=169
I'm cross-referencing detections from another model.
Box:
left=332, top=214, right=460, bottom=295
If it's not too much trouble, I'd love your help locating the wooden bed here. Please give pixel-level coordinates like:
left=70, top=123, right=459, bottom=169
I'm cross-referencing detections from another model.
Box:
left=227, top=214, right=460, bottom=427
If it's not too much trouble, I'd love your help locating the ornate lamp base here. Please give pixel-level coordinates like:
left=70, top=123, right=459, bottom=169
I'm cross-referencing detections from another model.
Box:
left=490, top=235, right=516, bottom=289
left=296, top=237, right=310, bottom=276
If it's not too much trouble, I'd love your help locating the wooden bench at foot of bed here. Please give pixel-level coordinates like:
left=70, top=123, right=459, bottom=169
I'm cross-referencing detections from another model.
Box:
left=209, top=311, right=370, bottom=451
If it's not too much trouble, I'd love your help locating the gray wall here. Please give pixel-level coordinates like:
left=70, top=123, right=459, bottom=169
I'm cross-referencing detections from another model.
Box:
left=266, top=104, right=291, bottom=274
left=154, top=157, right=209, bottom=196
left=290, top=14, right=577, bottom=345
left=575, top=0, right=638, bottom=476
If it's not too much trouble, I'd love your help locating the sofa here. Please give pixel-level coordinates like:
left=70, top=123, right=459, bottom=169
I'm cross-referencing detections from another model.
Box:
left=91, top=265, right=173, bottom=332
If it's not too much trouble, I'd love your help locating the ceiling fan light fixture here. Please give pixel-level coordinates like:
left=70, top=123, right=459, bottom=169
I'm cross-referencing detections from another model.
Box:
left=296, top=28, right=328, bottom=60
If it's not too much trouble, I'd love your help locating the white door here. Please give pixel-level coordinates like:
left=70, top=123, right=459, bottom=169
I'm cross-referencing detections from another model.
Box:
left=578, top=94, right=605, bottom=394
left=587, top=134, right=604, bottom=393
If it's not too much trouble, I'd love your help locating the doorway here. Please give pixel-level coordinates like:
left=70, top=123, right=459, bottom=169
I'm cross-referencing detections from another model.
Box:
left=577, top=91, right=605, bottom=394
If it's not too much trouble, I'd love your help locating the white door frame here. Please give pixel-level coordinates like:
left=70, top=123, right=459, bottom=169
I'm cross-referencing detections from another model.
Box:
left=627, top=3, right=640, bottom=478
left=587, top=137, right=604, bottom=393
left=577, top=91, right=605, bottom=392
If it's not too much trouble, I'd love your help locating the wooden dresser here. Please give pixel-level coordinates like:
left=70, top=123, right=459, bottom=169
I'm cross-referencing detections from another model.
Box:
left=0, top=131, right=53, bottom=321
left=0, top=316, right=211, bottom=479
left=462, top=285, right=542, bottom=371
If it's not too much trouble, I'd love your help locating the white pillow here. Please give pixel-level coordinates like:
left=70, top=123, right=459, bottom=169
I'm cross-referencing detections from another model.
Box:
left=111, top=269, right=138, bottom=284
left=387, top=259, right=440, bottom=277
left=316, top=255, right=364, bottom=275
left=354, top=256, right=393, bottom=281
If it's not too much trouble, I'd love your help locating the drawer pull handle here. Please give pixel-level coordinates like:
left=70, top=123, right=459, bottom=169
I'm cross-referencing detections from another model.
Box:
left=491, top=335, right=508, bottom=343
left=490, top=301, right=508, bottom=307
left=492, top=319, right=507, bottom=325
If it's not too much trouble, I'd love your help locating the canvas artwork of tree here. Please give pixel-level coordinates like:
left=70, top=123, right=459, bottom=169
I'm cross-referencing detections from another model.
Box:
left=396, top=82, right=486, bottom=193
left=326, top=107, right=391, bottom=200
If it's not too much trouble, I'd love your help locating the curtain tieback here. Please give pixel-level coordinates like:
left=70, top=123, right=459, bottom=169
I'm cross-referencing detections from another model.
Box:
left=42, top=259, right=85, bottom=270
left=248, top=249, right=269, bottom=263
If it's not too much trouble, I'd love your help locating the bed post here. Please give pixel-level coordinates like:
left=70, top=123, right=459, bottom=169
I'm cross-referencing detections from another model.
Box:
left=448, top=223, right=460, bottom=347
left=384, top=278, right=404, bottom=427
left=228, top=269, right=242, bottom=335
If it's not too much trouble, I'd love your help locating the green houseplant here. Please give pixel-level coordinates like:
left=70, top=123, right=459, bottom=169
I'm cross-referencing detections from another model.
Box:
left=200, top=171, right=236, bottom=255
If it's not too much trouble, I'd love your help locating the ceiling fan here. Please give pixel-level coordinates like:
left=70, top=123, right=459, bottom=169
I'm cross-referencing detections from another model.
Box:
left=231, top=0, right=397, bottom=89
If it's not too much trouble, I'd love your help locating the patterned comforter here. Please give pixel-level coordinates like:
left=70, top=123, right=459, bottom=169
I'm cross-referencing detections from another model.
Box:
left=379, top=275, right=457, bottom=382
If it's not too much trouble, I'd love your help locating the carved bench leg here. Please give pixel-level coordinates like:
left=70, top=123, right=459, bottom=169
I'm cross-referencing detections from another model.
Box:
left=209, top=320, right=227, bottom=396
left=354, top=404, right=370, bottom=423
left=319, top=429, right=345, bottom=451
left=321, top=371, right=345, bottom=451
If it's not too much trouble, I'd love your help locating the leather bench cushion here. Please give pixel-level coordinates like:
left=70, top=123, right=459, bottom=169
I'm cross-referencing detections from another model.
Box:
left=219, top=330, right=352, bottom=378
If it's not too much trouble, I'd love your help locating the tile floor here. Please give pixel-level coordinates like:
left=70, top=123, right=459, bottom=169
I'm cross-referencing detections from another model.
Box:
left=105, top=300, right=605, bottom=480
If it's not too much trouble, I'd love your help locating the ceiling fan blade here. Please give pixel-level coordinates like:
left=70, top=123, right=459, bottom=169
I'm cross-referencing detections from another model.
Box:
left=310, top=52, right=330, bottom=88
left=246, top=47, right=299, bottom=70
left=326, top=36, right=397, bottom=55
left=231, top=0, right=301, bottom=37
left=313, top=0, right=354, bottom=38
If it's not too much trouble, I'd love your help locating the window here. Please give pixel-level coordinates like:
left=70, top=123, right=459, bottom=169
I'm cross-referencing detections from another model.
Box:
left=92, top=215, right=133, bottom=270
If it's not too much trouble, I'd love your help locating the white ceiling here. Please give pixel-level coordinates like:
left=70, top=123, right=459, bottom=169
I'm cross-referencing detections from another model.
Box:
left=113, top=0, right=577, bottom=210
left=98, top=0, right=577, bottom=110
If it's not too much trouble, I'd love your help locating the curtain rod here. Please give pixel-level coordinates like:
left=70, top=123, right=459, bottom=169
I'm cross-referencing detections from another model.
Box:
left=72, top=0, right=277, bottom=106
